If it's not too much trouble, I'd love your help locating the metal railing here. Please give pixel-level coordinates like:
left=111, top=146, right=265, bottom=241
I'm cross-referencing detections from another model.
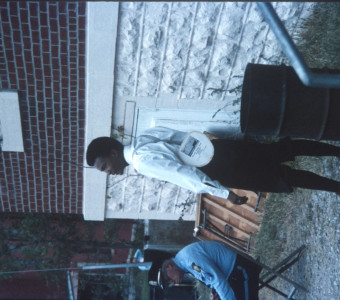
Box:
left=257, top=2, right=340, bottom=88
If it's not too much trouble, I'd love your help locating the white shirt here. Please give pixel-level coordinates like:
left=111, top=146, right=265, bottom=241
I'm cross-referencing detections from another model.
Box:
left=123, top=126, right=230, bottom=199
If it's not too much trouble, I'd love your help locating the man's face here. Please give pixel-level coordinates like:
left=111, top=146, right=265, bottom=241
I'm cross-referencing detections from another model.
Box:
left=165, top=263, right=183, bottom=285
left=94, top=150, right=125, bottom=175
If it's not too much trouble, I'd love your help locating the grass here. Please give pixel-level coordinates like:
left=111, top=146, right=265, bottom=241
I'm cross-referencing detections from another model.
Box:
left=294, top=2, right=340, bottom=69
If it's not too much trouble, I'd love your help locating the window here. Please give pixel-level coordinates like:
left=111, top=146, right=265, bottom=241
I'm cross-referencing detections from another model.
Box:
left=0, top=90, right=24, bottom=152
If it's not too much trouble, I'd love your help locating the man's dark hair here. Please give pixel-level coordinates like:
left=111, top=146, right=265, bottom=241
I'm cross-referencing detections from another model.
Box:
left=86, top=137, right=123, bottom=166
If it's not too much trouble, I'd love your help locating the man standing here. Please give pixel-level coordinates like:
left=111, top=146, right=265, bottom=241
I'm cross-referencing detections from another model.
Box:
left=86, top=126, right=340, bottom=204
left=161, top=240, right=261, bottom=300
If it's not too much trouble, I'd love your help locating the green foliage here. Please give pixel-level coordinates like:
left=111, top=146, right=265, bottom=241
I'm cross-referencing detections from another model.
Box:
left=0, top=213, right=128, bottom=286
left=0, top=213, right=80, bottom=284
left=78, top=271, right=126, bottom=300
left=295, top=2, right=340, bottom=69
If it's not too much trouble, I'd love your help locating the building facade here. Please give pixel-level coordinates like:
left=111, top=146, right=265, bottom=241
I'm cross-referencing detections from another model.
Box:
left=0, top=2, right=314, bottom=220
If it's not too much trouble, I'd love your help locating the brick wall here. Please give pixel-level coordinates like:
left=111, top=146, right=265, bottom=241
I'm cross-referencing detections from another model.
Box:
left=0, top=1, right=86, bottom=213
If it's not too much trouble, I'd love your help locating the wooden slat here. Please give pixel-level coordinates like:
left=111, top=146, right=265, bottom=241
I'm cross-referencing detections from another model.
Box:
left=195, top=194, right=203, bottom=228
left=195, top=227, right=252, bottom=254
left=206, top=213, right=250, bottom=239
left=202, top=196, right=261, bottom=226
left=195, top=191, right=268, bottom=250
left=203, top=197, right=260, bottom=229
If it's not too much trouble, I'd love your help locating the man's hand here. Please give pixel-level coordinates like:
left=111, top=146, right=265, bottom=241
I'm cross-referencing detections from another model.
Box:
left=228, top=191, right=248, bottom=205
left=210, top=290, right=221, bottom=300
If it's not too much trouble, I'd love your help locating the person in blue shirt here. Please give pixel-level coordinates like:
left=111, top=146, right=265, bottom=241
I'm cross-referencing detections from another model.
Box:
left=160, top=240, right=261, bottom=300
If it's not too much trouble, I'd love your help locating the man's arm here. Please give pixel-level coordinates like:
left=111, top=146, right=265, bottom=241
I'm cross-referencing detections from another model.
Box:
left=194, top=262, right=237, bottom=300
left=141, top=126, right=187, bottom=145
left=136, top=153, right=231, bottom=199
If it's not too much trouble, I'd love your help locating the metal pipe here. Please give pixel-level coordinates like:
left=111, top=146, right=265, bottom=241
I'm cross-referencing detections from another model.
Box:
left=257, top=2, right=340, bottom=88
left=82, top=262, right=152, bottom=270
left=0, top=262, right=153, bottom=275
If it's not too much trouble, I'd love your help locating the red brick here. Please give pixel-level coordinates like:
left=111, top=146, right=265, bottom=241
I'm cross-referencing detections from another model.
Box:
left=68, top=10, right=76, bottom=18
left=78, top=55, right=85, bottom=66
left=69, top=31, right=76, bottom=39
left=49, top=18, right=58, bottom=30
left=79, top=43, right=85, bottom=56
left=30, top=16, right=39, bottom=30
left=59, top=13, right=67, bottom=27
left=59, top=28, right=68, bottom=41
left=15, top=53, right=24, bottom=67
left=33, top=56, right=42, bottom=68
left=22, top=24, right=30, bottom=37
left=6, top=51, right=14, bottom=62
left=58, top=2, right=67, bottom=13
left=2, top=22, right=10, bottom=35
left=39, top=1, right=47, bottom=12
left=31, top=30, right=40, bottom=43
left=52, top=58, right=59, bottom=69
left=50, top=31, right=59, bottom=45
left=60, top=53, right=68, bottom=66
left=78, top=3, right=86, bottom=15
left=45, top=107, right=52, bottom=118
left=40, top=12, right=48, bottom=26
left=61, top=66, right=68, bottom=76
left=43, top=52, right=50, bottom=65
left=40, top=27, right=49, bottom=40
left=42, top=40, right=50, bottom=52
left=36, top=80, right=43, bottom=90
left=19, top=2, right=27, bottom=9
left=29, top=2, right=38, bottom=17
left=11, top=17, right=20, bottom=30
left=52, top=69, right=59, bottom=78
left=9, top=2, right=18, bottom=16
left=1, top=8, right=10, bottom=23
left=49, top=4, right=57, bottom=19
left=79, top=16, right=86, bottom=28
left=52, top=80, right=60, bottom=90
left=17, top=68, right=25, bottom=79
left=69, top=38, right=77, bottom=45
left=26, top=62, right=33, bottom=74
left=27, top=78, right=35, bottom=88
left=32, top=44, right=40, bottom=56
left=12, top=30, right=21, bottom=42
left=9, top=72, right=17, bottom=83
left=61, top=89, right=68, bottom=98
left=18, top=79, right=26, bottom=89
left=19, top=7, right=29, bottom=23
left=79, top=67, right=85, bottom=79
left=78, top=89, right=85, bottom=99
left=45, top=87, right=52, bottom=98
left=55, top=132, right=62, bottom=141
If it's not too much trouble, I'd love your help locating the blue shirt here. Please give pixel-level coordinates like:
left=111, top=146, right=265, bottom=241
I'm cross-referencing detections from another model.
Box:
left=123, top=126, right=230, bottom=199
left=173, top=241, right=237, bottom=300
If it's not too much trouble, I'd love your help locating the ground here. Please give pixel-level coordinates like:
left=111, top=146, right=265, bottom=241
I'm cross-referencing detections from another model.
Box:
left=194, top=142, right=340, bottom=300
left=255, top=141, right=340, bottom=300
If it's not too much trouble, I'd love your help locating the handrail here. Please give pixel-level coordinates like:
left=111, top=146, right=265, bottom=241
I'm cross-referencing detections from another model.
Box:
left=257, top=2, right=340, bottom=88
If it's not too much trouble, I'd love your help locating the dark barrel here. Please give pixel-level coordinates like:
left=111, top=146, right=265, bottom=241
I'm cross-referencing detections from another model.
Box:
left=240, top=63, right=340, bottom=141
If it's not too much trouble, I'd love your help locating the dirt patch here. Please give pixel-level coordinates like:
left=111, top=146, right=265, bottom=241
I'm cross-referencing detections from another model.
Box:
left=255, top=142, right=340, bottom=299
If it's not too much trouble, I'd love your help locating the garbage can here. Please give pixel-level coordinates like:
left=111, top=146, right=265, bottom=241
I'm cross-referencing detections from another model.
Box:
left=240, top=63, right=340, bottom=140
